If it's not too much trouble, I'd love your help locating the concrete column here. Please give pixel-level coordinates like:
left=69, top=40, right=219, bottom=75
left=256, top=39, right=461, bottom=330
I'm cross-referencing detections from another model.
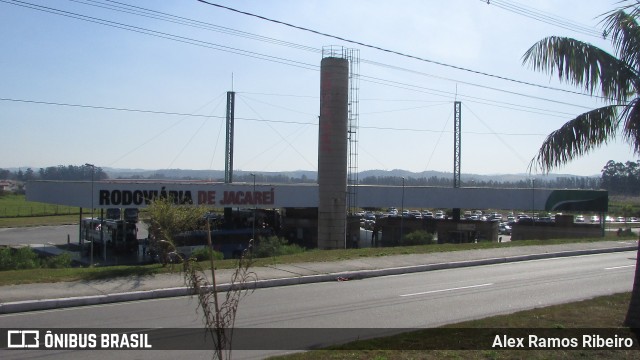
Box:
left=318, top=57, right=349, bottom=249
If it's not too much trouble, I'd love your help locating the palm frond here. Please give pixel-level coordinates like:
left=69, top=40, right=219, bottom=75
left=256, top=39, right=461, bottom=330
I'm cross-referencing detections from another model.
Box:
left=608, top=1, right=640, bottom=23
left=621, top=97, right=640, bottom=153
left=530, top=105, right=620, bottom=173
left=603, top=9, right=640, bottom=81
left=522, top=37, right=637, bottom=101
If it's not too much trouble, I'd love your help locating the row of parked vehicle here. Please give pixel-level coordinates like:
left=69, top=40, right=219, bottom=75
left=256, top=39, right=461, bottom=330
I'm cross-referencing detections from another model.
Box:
left=355, top=208, right=639, bottom=232
left=355, top=208, right=447, bottom=221
left=575, top=215, right=639, bottom=223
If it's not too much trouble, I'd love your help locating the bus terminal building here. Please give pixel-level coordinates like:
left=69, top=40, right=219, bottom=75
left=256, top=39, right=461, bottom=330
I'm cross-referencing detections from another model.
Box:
left=27, top=180, right=609, bottom=249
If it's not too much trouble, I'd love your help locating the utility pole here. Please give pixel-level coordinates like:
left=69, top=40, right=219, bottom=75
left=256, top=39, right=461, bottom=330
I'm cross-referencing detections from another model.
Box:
left=400, top=177, right=405, bottom=244
left=250, top=173, right=256, bottom=241
left=85, top=163, right=95, bottom=267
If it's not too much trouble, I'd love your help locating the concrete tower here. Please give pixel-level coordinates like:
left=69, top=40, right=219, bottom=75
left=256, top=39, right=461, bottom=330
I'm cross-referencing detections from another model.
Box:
left=318, top=56, right=349, bottom=249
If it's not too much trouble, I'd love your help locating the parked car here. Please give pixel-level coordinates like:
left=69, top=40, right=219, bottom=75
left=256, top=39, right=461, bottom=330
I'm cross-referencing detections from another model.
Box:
left=498, top=223, right=512, bottom=235
left=491, top=213, right=503, bottom=221
left=575, top=215, right=585, bottom=223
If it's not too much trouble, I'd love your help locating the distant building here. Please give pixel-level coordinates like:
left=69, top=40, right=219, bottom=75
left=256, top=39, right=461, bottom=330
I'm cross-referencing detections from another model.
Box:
left=0, top=180, right=17, bottom=192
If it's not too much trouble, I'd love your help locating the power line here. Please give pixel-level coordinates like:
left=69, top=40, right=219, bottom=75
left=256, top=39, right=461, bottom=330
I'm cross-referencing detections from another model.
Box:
left=1, top=0, right=319, bottom=71
left=463, top=103, right=532, bottom=166
left=74, top=0, right=321, bottom=53
left=360, top=59, right=599, bottom=109
left=424, top=104, right=453, bottom=172
left=196, top=0, right=600, bottom=97
left=76, top=0, right=610, bottom=105
left=238, top=96, right=317, bottom=170
left=238, top=87, right=588, bottom=118
left=237, top=94, right=317, bottom=117
left=1, top=1, right=603, bottom=128
left=4, top=0, right=605, bottom=114
left=483, top=0, right=602, bottom=38
left=358, top=76, right=588, bottom=118
left=1, top=96, right=546, bottom=136
left=360, top=102, right=450, bottom=116
left=0, top=97, right=317, bottom=125
left=235, top=89, right=576, bottom=119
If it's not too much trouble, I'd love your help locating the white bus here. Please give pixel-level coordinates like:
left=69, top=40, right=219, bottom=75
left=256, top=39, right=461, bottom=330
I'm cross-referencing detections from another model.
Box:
left=81, top=218, right=138, bottom=255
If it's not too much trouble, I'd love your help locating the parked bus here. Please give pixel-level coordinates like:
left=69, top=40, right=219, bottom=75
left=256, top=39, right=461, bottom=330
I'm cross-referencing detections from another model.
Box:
left=81, top=218, right=138, bottom=255
left=124, top=208, right=139, bottom=223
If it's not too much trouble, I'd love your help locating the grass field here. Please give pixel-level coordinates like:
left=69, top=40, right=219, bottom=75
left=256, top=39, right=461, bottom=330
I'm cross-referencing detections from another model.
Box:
left=0, top=214, right=80, bottom=227
left=0, top=193, right=80, bottom=218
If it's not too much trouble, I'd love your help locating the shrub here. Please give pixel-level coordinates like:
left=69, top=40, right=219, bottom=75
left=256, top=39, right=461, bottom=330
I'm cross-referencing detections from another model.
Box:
left=253, top=236, right=305, bottom=258
left=617, top=228, right=634, bottom=237
left=0, top=247, right=39, bottom=270
left=43, top=253, right=73, bottom=268
left=0, top=247, right=74, bottom=270
left=12, top=247, right=40, bottom=269
left=0, top=247, right=14, bottom=270
left=190, top=247, right=224, bottom=262
left=401, top=230, right=435, bottom=246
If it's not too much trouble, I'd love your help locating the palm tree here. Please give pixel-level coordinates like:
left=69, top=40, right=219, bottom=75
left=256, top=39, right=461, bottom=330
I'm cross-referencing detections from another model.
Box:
left=523, top=1, right=640, bottom=328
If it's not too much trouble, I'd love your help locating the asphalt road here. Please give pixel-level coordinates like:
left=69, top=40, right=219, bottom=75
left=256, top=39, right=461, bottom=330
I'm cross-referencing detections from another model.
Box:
left=0, top=224, right=149, bottom=247
left=0, top=225, right=79, bottom=246
left=0, top=250, right=635, bottom=360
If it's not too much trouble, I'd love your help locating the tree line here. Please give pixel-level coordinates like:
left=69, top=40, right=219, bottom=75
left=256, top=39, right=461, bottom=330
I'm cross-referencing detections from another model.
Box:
left=600, top=160, right=640, bottom=195
left=359, top=175, right=601, bottom=190
left=2, top=161, right=640, bottom=195
left=0, top=165, right=108, bottom=182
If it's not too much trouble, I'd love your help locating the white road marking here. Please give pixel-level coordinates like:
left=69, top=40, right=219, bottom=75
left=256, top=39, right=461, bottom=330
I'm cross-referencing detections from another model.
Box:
left=605, top=265, right=635, bottom=270
left=400, top=283, right=494, bottom=297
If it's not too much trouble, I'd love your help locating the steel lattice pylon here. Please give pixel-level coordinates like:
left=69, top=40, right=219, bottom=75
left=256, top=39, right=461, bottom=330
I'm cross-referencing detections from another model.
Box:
left=453, top=101, right=461, bottom=188
left=225, top=91, right=235, bottom=184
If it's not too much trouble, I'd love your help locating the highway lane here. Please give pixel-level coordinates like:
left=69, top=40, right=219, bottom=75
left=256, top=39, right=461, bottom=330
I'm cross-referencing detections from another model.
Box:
left=0, top=251, right=636, bottom=359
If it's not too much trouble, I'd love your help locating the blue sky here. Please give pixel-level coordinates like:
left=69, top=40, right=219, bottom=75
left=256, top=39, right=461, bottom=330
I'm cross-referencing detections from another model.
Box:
left=0, top=0, right=635, bottom=176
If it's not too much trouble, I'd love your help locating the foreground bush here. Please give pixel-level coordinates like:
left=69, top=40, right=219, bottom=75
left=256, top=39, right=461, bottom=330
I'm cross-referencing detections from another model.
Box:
left=252, top=236, right=305, bottom=258
left=42, top=253, right=73, bottom=268
left=0, top=247, right=73, bottom=271
left=189, top=247, right=224, bottom=262
left=401, top=230, right=435, bottom=246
